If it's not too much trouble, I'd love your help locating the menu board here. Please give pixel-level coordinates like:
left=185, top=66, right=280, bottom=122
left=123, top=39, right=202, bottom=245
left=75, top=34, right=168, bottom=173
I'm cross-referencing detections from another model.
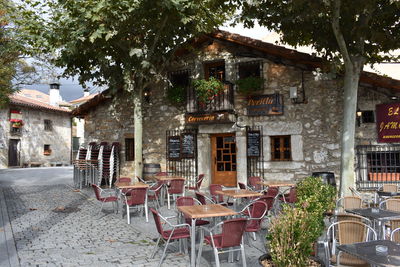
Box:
left=168, top=136, right=181, bottom=160
left=181, top=133, right=195, bottom=158
left=247, top=130, right=261, bottom=157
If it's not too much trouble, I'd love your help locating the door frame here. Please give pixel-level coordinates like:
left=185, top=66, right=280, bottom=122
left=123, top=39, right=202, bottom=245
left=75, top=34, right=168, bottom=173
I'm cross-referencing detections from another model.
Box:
left=210, top=133, right=237, bottom=186
left=8, top=139, right=20, bottom=167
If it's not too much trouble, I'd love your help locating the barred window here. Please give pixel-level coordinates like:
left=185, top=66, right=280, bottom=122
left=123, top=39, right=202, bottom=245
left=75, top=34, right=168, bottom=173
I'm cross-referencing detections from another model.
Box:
left=44, top=120, right=53, bottom=131
left=125, top=138, right=134, bottom=161
left=238, top=61, right=262, bottom=79
left=44, top=144, right=52, bottom=155
left=270, top=135, right=292, bottom=161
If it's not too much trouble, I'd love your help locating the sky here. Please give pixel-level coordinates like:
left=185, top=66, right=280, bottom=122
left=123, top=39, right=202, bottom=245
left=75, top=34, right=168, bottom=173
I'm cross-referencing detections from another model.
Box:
left=22, top=23, right=399, bottom=102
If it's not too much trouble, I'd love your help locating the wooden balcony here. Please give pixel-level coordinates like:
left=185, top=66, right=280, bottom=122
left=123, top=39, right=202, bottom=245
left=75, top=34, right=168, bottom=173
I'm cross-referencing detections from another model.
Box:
left=186, top=82, right=234, bottom=114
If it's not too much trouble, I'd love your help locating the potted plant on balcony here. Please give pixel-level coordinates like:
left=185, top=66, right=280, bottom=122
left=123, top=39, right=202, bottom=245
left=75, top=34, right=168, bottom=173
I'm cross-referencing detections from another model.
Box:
left=235, top=76, right=264, bottom=96
left=166, top=85, right=186, bottom=105
left=193, top=77, right=224, bottom=106
left=260, top=176, right=336, bottom=267
left=11, top=120, right=23, bottom=128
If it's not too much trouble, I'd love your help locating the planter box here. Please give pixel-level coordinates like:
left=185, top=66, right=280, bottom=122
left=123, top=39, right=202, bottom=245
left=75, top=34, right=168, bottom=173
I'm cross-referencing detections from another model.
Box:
left=368, top=173, right=400, bottom=181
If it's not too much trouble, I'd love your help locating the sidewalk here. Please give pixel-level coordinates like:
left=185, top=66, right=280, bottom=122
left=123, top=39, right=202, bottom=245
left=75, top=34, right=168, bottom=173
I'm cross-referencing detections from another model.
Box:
left=0, top=183, right=265, bottom=266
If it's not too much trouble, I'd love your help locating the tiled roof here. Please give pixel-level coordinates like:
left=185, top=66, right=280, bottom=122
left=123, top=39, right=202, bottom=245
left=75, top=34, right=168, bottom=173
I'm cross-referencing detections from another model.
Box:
left=70, top=93, right=99, bottom=105
left=9, top=94, right=71, bottom=113
left=17, top=88, right=71, bottom=107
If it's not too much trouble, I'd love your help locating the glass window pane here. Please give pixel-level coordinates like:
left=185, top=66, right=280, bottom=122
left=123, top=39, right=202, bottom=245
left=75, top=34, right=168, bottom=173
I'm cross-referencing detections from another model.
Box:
left=217, top=137, right=223, bottom=148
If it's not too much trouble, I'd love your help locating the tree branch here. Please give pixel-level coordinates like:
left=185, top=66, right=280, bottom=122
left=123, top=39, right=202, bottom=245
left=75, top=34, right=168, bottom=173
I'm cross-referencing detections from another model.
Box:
left=330, top=0, right=352, bottom=67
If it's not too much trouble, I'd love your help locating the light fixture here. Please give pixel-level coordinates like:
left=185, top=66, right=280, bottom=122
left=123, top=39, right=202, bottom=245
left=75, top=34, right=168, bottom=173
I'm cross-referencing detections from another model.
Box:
left=356, top=108, right=362, bottom=127
left=356, top=108, right=362, bottom=117
left=143, top=87, right=151, bottom=103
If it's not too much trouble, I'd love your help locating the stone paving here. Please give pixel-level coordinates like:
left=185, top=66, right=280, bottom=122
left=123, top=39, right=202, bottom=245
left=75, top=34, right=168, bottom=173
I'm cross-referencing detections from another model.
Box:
left=1, top=183, right=266, bottom=267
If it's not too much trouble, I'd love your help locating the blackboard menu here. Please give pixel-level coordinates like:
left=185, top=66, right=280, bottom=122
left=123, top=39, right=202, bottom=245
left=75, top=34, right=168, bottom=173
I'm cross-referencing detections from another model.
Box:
left=181, top=133, right=195, bottom=158
left=247, top=130, right=261, bottom=157
left=168, top=136, right=181, bottom=160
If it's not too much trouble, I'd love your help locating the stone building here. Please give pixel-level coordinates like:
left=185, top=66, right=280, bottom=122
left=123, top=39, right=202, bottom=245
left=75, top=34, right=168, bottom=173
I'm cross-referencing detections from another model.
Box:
left=0, top=84, right=72, bottom=168
left=72, top=30, right=400, bottom=190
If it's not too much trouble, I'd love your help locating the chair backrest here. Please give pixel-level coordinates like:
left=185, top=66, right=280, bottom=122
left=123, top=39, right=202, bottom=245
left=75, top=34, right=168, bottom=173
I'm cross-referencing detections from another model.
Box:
left=117, top=177, right=132, bottom=183
left=390, top=219, right=400, bottom=242
left=336, top=196, right=362, bottom=211
left=176, top=196, right=195, bottom=207
left=209, top=184, right=224, bottom=203
left=335, top=213, right=371, bottom=225
left=126, top=187, right=147, bottom=205
left=264, top=186, right=279, bottom=198
left=150, top=208, right=165, bottom=236
left=285, top=187, right=297, bottom=203
left=246, top=201, right=268, bottom=231
left=221, top=218, right=247, bottom=248
left=238, top=182, right=247, bottom=190
left=149, top=180, right=164, bottom=196
left=248, top=176, right=262, bottom=191
left=380, top=198, right=400, bottom=212
left=256, top=196, right=275, bottom=211
left=92, top=184, right=102, bottom=201
left=168, top=179, right=185, bottom=194
left=195, top=192, right=207, bottom=205
left=383, top=184, right=398, bottom=192
left=156, top=172, right=168, bottom=176
left=195, top=174, right=205, bottom=190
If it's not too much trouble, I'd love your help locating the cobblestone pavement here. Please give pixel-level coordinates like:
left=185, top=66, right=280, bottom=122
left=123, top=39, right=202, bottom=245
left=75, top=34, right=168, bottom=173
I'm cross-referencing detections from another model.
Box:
left=2, top=184, right=266, bottom=267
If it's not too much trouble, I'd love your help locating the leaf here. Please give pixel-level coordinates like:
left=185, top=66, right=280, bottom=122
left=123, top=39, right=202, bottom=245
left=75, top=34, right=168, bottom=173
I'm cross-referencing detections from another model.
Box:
left=129, top=48, right=143, bottom=57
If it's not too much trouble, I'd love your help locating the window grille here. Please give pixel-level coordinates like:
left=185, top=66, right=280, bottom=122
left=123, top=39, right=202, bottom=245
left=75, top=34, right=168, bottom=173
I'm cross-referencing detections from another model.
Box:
left=44, top=120, right=53, bottom=131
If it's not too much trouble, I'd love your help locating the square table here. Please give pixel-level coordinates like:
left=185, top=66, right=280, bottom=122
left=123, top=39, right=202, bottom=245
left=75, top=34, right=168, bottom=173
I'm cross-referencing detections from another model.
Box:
left=215, top=189, right=262, bottom=210
left=178, top=204, right=237, bottom=267
left=256, top=181, right=295, bottom=187
left=337, top=240, right=400, bottom=267
left=346, top=208, right=400, bottom=239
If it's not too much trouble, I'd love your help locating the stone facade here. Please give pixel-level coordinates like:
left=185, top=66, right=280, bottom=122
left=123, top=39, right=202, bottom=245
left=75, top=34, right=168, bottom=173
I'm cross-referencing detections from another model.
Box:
left=79, top=34, right=397, bottom=188
left=0, top=106, right=71, bottom=168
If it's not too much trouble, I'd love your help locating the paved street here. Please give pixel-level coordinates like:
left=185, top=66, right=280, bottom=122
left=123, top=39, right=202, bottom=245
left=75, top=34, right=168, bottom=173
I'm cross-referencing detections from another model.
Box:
left=0, top=167, right=266, bottom=267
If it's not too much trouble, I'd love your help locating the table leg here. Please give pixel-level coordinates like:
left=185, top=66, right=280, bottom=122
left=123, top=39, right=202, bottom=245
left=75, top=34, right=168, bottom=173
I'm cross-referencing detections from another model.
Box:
left=190, top=218, right=196, bottom=267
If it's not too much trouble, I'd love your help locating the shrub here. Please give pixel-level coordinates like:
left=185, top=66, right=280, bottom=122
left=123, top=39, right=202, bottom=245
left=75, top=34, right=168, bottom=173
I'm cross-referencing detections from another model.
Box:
left=193, top=77, right=224, bottom=104
left=166, top=86, right=186, bottom=105
left=235, top=76, right=264, bottom=95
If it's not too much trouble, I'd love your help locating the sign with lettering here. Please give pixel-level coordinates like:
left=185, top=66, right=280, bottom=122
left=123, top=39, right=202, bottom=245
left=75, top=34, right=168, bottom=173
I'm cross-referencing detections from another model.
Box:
left=376, top=103, right=400, bottom=143
left=168, top=136, right=181, bottom=160
left=247, top=130, right=261, bottom=157
left=247, top=94, right=283, bottom=116
left=181, top=133, right=195, bottom=158
left=185, top=112, right=232, bottom=125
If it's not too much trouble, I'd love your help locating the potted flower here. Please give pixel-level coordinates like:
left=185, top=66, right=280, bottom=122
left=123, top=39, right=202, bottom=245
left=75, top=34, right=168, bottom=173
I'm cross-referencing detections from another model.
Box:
left=11, top=121, right=23, bottom=128
left=235, top=76, right=264, bottom=96
left=193, top=77, right=225, bottom=106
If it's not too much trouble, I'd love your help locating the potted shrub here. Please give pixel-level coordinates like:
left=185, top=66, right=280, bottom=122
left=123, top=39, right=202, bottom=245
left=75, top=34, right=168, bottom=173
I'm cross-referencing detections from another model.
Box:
left=166, top=85, right=186, bottom=105
left=261, top=176, right=336, bottom=267
left=235, top=76, right=264, bottom=96
left=11, top=121, right=23, bottom=128
left=193, top=77, right=224, bottom=105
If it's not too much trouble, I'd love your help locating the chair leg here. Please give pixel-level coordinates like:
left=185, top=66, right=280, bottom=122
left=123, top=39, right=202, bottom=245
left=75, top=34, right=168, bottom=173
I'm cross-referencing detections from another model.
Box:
left=196, top=231, right=205, bottom=266
left=158, top=235, right=173, bottom=267
left=213, top=247, right=220, bottom=267
left=127, top=205, right=130, bottom=224
left=252, top=232, right=257, bottom=241
left=167, top=192, right=171, bottom=209
left=240, top=242, right=247, bottom=267
left=144, top=201, right=149, bottom=223
left=151, top=236, right=161, bottom=258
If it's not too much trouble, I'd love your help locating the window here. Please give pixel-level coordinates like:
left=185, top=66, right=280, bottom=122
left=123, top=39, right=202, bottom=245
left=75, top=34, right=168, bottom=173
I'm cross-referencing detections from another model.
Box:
left=44, top=120, right=53, bottom=131
left=270, top=135, right=292, bottom=161
left=125, top=138, right=134, bottom=161
left=44, top=144, right=51, bottom=155
left=238, top=61, right=261, bottom=79
left=72, top=137, right=80, bottom=151
left=367, top=151, right=400, bottom=174
left=204, top=61, right=225, bottom=81
left=361, top=110, right=375, bottom=123
left=170, top=70, right=190, bottom=88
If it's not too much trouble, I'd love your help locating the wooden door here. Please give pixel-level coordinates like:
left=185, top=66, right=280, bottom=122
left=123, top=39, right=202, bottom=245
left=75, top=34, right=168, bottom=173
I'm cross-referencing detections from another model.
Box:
left=8, top=139, right=20, bottom=167
left=211, top=134, right=237, bottom=186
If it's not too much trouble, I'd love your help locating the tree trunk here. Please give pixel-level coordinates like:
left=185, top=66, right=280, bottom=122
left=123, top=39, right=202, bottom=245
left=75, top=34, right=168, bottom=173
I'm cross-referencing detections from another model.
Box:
left=339, top=58, right=364, bottom=197
left=133, top=86, right=143, bottom=179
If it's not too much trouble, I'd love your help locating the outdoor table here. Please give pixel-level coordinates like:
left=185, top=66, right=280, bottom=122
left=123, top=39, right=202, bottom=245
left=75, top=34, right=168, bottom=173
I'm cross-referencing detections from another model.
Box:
left=215, top=189, right=262, bottom=210
left=375, top=190, right=400, bottom=204
left=346, top=208, right=400, bottom=239
left=114, top=181, right=150, bottom=189
left=177, top=204, right=237, bottom=267
left=256, top=181, right=295, bottom=187
left=337, top=240, right=400, bottom=267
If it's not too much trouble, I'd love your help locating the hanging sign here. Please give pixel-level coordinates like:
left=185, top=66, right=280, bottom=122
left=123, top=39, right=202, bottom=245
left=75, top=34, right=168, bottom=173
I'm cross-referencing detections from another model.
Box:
left=185, top=112, right=232, bottom=125
left=247, top=94, right=283, bottom=116
left=247, top=130, right=261, bottom=157
left=376, top=102, right=400, bottom=143
left=167, top=136, right=181, bottom=160
left=181, top=133, right=195, bottom=158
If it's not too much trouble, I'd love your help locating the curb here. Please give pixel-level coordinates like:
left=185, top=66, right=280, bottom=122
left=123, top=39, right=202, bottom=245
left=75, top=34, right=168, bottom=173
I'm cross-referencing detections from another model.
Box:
left=0, top=187, right=20, bottom=267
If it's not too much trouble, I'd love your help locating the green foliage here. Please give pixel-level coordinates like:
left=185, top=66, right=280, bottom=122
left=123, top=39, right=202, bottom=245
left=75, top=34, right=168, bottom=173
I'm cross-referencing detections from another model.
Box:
left=167, top=86, right=186, bottom=105
left=268, top=176, right=336, bottom=267
left=235, top=76, right=263, bottom=95
left=193, top=77, right=224, bottom=104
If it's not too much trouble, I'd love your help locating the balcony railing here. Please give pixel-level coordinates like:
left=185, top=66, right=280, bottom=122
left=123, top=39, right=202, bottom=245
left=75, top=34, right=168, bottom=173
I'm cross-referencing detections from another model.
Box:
left=186, top=82, right=234, bottom=114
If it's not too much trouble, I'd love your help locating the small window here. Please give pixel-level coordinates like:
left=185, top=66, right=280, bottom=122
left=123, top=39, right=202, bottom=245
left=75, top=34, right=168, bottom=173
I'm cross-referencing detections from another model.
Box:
left=44, top=144, right=51, bottom=155
left=238, top=61, right=261, bottom=79
left=361, top=110, right=375, bottom=123
left=170, top=70, right=190, bottom=88
left=270, top=135, right=292, bottom=161
left=72, top=137, right=80, bottom=151
left=125, top=138, right=134, bottom=161
left=44, top=120, right=53, bottom=131
left=204, top=61, right=225, bottom=81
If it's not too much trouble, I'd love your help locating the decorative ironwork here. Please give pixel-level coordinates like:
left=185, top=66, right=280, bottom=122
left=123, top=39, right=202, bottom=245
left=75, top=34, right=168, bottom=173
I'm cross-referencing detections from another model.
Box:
left=356, top=145, right=400, bottom=190
left=246, top=126, right=265, bottom=179
left=166, top=129, right=198, bottom=188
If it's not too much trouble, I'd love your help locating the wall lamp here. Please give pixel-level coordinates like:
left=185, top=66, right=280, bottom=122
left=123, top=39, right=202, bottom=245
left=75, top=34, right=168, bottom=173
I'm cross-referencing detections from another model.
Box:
left=289, top=70, right=307, bottom=104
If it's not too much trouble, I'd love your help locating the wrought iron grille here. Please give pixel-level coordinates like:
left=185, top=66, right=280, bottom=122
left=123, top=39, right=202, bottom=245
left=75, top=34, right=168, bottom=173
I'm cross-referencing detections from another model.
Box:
left=356, top=145, right=400, bottom=190
left=246, top=125, right=265, bottom=179
left=166, top=129, right=198, bottom=188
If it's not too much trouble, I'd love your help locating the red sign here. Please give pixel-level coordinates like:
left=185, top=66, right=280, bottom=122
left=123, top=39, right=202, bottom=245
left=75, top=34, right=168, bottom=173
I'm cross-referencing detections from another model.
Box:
left=376, top=103, right=400, bottom=143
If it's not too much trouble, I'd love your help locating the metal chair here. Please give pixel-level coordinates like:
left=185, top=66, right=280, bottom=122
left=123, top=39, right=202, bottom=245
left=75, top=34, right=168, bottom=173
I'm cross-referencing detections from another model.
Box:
left=196, top=218, right=247, bottom=267
left=147, top=180, right=164, bottom=208
left=280, top=187, right=297, bottom=204
left=122, top=187, right=148, bottom=223
left=264, top=186, right=279, bottom=198
left=91, top=184, right=119, bottom=214
left=390, top=220, right=400, bottom=242
left=379, top=198, right=400, bottom=212
left=176, top=196, right=210, bottom=227
left=248, top=176, right=263, bottom=191
left=324, top=220, right=377, bottom=267
left=335, top=196, right=363, bottom=213
left=117, top=177, right=132, bottom=183
left=186, top=174, right=205, bottom=192
left=209, top=184, right=233, bottom=206
left=150, top=208, right=191, bottom=267
left=240, top=200, right=268, bottom=241
left=167, top=178, right=185, bottom=209
left=195, top=191, right=215, bottom=205
left=334, top=213, right=372, bottom=225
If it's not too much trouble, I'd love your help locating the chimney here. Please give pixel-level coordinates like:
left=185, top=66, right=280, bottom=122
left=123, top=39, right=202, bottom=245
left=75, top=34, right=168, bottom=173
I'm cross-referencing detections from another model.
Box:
left=49, top=82, right=61, bottom=106
left=83, top=88, right=90, bottom=97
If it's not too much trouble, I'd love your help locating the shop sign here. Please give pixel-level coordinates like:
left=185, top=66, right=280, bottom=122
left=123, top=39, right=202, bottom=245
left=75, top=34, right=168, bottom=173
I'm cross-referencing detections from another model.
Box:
left=247, top=94, right=283, bottom=116
left=185, top=112, right=232, bottom=125
left=376, top=102, right=400, bottom=143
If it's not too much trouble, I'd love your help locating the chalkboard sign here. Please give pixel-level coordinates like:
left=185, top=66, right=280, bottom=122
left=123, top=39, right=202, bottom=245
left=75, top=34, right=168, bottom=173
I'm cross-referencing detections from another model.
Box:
left=181, top=133, right=195, bottom=158
left=247, top=131, right=261, bottom=157
left=168, top=136, right=181, bottom=160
